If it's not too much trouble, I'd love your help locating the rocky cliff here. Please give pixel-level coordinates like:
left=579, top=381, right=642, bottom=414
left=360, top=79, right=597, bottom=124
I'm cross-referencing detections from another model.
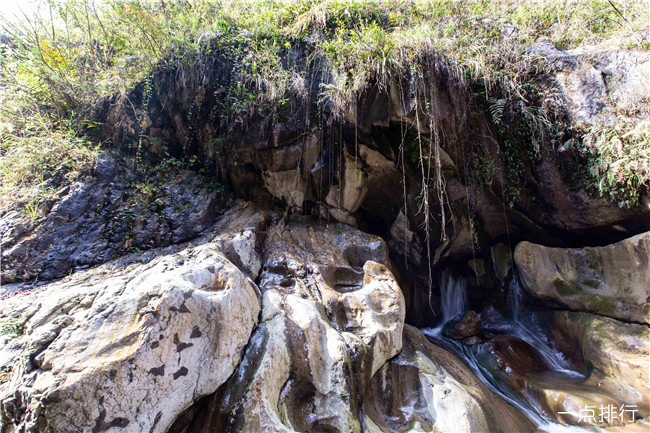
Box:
left=2, top=10, right=650, bottom=432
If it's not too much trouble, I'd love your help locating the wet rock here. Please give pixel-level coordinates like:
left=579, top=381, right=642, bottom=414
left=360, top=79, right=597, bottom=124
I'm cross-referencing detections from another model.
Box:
left=476, top=336, right=550, bottom=392
left=515, top=231, right=650, bottom=324
left=491, top=243, right=513, bottom=285
left=467, top=258, right=486, bottom=277
left=262, top=169, right=307, bottom=210
left=548, top=311, right=650, bottom=416
left=364, top=325, right=536, bottom=433
left=388, top=209, right=424, bottom=267
left=526, top=371, right=639, bottom=427
left=0, top=241, right=260, bottom=433
left=325, top=151, right=369, bottom=217
left=443, top=310, right=482, bottom=340
left=1, top=155, right=226, bottom=284
left=463, top=336, right=482, bottom=346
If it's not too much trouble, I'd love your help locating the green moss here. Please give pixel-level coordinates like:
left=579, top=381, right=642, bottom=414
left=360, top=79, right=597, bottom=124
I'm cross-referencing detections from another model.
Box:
left=0, top=316, right=26, bottom=339
left=581, top=279, right=600, bottom=289
left=584, top=295, right=616, bottom=314
left=568, top=311, right=592, bottom=327
left=553, top=278, right=584, bottom=297
left=470, top=143, right=495, bottom=189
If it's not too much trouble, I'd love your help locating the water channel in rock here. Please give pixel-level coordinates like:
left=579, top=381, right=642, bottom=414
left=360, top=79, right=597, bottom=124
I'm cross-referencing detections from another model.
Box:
left=423, top=271, right=600, bottom=432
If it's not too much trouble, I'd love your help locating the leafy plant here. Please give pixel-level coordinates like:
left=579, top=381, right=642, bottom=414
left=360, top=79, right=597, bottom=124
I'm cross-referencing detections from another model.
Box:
left=0, top=366, right=11, bottom=384
left=24, top=201, right=40, bottom=221
left=0, top=316, right=26, bottom=338
left=582, top=119, right=650, bottom=207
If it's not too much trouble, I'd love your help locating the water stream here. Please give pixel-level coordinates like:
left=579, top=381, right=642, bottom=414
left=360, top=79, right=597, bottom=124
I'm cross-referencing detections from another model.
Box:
left=422, top=271, right=593, bottom=432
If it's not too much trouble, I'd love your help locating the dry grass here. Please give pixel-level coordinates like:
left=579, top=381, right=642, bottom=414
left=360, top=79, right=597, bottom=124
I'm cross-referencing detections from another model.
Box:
left=1, top=0, right=649, bottom=212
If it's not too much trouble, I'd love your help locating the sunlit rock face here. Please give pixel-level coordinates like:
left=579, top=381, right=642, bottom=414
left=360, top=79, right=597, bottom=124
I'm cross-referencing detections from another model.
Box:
left=0, top=210, right=263, bottom=433
left=0, top=245, right=260, bottom=433
left=514, top=232, right=650, bottom=424
left=183, top=220, right=406, bottom=432
left=515, top=231, right=650, bottom=324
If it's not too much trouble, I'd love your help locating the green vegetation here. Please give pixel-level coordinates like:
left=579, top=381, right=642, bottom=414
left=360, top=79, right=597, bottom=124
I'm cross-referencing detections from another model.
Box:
left=584, top=294, right=617, bottom=315
left=581, top=120, right=650, bottom=207
left=0, top=366, right=11, bottom=384
left=1, top=0, right=649, bottom=215
left=553, top=278, right=585, bottom=297
left=0, top=316, right=26, bottom=339
left=0, top=126, right=99, bottom=217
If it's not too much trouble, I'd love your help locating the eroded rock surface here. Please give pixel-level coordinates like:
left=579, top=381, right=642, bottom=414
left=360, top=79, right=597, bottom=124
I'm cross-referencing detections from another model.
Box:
left=0, top=240, right=260, bottom=433
left=548, top=311, right=650, bottom=416
left=364, top=325, right=536, bottom=433
left=526, top=371, right=639, bottom=427
left=183, top=219, right=405, bottom=432
left=515, top=231, right=650, bottom=324
left=443, top=310, right=481, bottom=340
left=532, top=42, right=650, bottom=124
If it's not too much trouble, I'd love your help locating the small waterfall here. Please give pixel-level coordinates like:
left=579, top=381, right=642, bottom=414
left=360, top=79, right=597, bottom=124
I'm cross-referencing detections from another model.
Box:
left=423, top=270, right=589, bottom=432
left=440, top=271, right=467, bottom=324
left=507, top=275, right=577, bottom=373
left=426, top=271, right=467, bottom=337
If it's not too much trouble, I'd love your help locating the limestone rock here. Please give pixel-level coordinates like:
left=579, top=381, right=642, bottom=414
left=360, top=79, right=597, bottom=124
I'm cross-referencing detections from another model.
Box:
left=389, top=210, right=423, bottom=266
left=325, top=151, right=368, bottom=215
left=184, top=220, right=405, bottom=432
left=531, top=42, right=650, bottom=123
left=491, top=243, right=513, bottom=285
left=364, top=325, right=536, bottom=433
left=262, top=169, right=307, bottom=209
left=514, top=232, right=650, bottom=324
left=548, top=311, right=650, bottom=416
left=526, top=371, right=638, bottom=427
left=0, top=242, right=260, bottom=433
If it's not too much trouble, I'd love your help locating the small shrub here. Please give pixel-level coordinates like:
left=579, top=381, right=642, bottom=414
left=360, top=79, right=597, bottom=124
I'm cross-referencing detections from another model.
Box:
left=582, top=119, right=650, bottom=207
left=1, top=127, right=99, bottom=215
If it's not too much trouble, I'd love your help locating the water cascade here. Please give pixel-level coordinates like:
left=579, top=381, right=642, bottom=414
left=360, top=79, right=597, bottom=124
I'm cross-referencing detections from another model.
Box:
left=423, top=272, right=593, bottom=432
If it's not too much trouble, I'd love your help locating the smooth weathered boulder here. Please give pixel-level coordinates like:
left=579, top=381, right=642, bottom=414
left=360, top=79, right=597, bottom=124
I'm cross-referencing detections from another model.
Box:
left=443, top=310, right=481, bottom=340
left=0, top=241, right=260, bottom=433
left=548, top=311, right=650, bottom=417
left=182, top=220, right=405, bottom=432
left=514, top=232, right=650, bottom=324
left=474, top=336, right=550, bottom=395
left=525, top=371, right=638, bottom=427
left=364, top=325, right=536, bottom=433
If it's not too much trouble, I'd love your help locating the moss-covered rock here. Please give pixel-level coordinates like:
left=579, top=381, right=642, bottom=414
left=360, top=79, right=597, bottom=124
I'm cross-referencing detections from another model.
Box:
left=548, top=311, right=650, bottom=416
left=514, top=231, right=650, bottom=324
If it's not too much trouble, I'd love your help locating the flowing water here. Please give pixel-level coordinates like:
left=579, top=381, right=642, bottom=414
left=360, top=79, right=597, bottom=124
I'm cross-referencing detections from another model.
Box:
left=422, top=272, right=594, bottom=432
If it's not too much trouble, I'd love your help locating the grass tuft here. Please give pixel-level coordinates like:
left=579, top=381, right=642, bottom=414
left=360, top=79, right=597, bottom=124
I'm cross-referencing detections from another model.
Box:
left=1, top=0, right=649, bottom=211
